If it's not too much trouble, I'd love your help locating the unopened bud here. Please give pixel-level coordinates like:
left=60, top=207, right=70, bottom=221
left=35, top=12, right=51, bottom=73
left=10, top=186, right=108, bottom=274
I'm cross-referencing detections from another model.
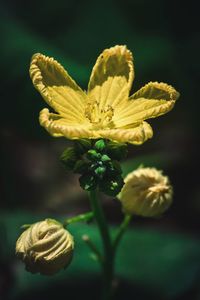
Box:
left=100, top=175, right=124, bottom=196
left=16, top=219, right=74, bottom=275
left=75, top=139, right=92, bottom=154
left=118, top=167, right=173, bottom=217
left=79, top=173, right=98, bottom=191
left=60, top=147, right=78, bottom=170
left=94, top=139, right=106, bottom=152
left=106, top=141, right=127, bottom=160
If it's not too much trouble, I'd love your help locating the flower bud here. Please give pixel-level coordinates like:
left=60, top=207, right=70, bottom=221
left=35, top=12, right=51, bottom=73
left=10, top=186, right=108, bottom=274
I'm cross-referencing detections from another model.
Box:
left=118, top=167, right=173, bottom=217
left=60, top=147, right=78, bottom=170
left=16, top=219, right=74, bottom=275
left=94, top=139, right=106, bottom=152
left=79, top=173, right=98, bottom=191
left=100, top=175, right=124, bottom=197
left=106, top=141, right=128, bottom=160
left=75, top=139, right=92, bottom=154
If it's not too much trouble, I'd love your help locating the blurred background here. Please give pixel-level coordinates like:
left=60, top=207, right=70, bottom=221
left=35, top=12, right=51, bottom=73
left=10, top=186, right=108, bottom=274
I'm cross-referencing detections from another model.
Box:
left=0, top=0, right=199, bottom=299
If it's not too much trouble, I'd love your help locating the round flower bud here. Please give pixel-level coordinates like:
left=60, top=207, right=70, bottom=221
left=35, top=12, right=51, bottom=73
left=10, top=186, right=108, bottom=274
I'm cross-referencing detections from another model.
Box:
left=16, top=219, right=74, bottom=275
left=118, top=167, right=173, bottom=217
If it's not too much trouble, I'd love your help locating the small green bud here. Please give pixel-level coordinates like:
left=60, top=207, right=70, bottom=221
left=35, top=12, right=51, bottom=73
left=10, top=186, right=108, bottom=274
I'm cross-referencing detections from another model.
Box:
left=60, top=147, right=78, bottom=170
left=94, top=166, right=106, bottom=178
left=99, top=175, right=124, bottom=196
left=101, top=154, right=111, bottom=162
left=87, top=149, right=102, bottom=161
left=107, top=141, right=128, bottom=160
left=94, top=139, right=106, bottom=152
left=75, top=139, right=92, bottom=154
left=79, top=173, right=98, bottom=191
left=73, top=160, right=90, bottom=174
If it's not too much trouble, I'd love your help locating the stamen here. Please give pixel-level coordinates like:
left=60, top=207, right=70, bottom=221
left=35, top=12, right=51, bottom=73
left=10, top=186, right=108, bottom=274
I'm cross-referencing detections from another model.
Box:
left=85, top=101, right=114, bottom=129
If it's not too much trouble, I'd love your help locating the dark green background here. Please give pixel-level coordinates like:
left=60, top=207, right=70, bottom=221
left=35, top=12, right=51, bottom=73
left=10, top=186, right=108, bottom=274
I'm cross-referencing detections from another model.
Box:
left=0, top=0, right=199, bottom=299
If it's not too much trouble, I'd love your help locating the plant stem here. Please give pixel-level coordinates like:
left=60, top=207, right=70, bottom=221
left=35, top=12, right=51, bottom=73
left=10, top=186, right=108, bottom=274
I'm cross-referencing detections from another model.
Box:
left=89, top=190, right=113, bottom=300
left=113, top=214, right=132, bottom=252
left=82, top=234, right=103, bottom=262
left=63, top=211, right=93, bottom=227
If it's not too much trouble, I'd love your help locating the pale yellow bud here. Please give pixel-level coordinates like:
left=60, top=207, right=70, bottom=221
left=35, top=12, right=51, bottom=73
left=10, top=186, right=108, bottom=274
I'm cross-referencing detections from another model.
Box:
left=118, top=167, right=173, bottom=217
left=16, top=219, right=74, bottom=275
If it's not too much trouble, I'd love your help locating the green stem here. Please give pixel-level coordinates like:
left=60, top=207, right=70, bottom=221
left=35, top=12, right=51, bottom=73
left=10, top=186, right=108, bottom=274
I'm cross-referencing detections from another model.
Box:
left=63, top=211, right=93, bottom=227
left=82, top=234, right=103, bottom=262
left=88, top=189, right=113, bottom=300
left=113, top=214, right=132, bottom=252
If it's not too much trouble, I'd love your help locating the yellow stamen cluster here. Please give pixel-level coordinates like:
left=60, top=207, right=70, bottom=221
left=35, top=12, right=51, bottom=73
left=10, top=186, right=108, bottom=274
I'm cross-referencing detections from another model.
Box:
left=85, top=101, right=114, bottom=129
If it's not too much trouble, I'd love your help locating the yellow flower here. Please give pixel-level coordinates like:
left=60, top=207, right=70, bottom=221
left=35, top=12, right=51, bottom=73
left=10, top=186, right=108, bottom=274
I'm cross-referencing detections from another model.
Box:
left=16, top=219, right=74, bottom=275
left=30, top=45, right=179, bottom=144
left=118, top=167, right=173, bottom=217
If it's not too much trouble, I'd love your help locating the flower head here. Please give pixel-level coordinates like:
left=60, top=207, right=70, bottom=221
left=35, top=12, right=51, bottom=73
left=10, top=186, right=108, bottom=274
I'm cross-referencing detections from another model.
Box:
left=30, top=45, right=179, bottom=144
left=16, top=219, right=74, bottom=275
left=118, top=167, right=173, bottom=217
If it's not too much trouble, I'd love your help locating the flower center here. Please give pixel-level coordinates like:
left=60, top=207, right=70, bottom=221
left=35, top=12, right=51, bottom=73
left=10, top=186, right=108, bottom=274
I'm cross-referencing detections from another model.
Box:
left=85, top=101, right=114, bottom=129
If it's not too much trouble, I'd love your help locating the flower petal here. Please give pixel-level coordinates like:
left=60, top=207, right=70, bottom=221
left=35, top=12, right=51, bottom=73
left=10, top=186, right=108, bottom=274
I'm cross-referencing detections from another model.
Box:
left=39, top=108, right=93, bottom=139
left=39, top=108, right=152, bottom=144
left=30, top=53, right=87, bottom=123
left=99, top=121, right=153, bottom=144
left=87, top=45, right=134, bottom=110
left=113, top=82, right=179, bottom=128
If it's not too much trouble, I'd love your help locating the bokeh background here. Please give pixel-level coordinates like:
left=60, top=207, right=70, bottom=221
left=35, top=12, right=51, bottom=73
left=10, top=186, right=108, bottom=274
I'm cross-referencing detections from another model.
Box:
left=0, top=0, right=199, bottom=299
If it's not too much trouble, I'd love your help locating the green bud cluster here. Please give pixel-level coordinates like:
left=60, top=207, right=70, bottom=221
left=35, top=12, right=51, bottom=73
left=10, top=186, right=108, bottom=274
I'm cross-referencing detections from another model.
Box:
left=60, top=139, right=127, bottom=196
